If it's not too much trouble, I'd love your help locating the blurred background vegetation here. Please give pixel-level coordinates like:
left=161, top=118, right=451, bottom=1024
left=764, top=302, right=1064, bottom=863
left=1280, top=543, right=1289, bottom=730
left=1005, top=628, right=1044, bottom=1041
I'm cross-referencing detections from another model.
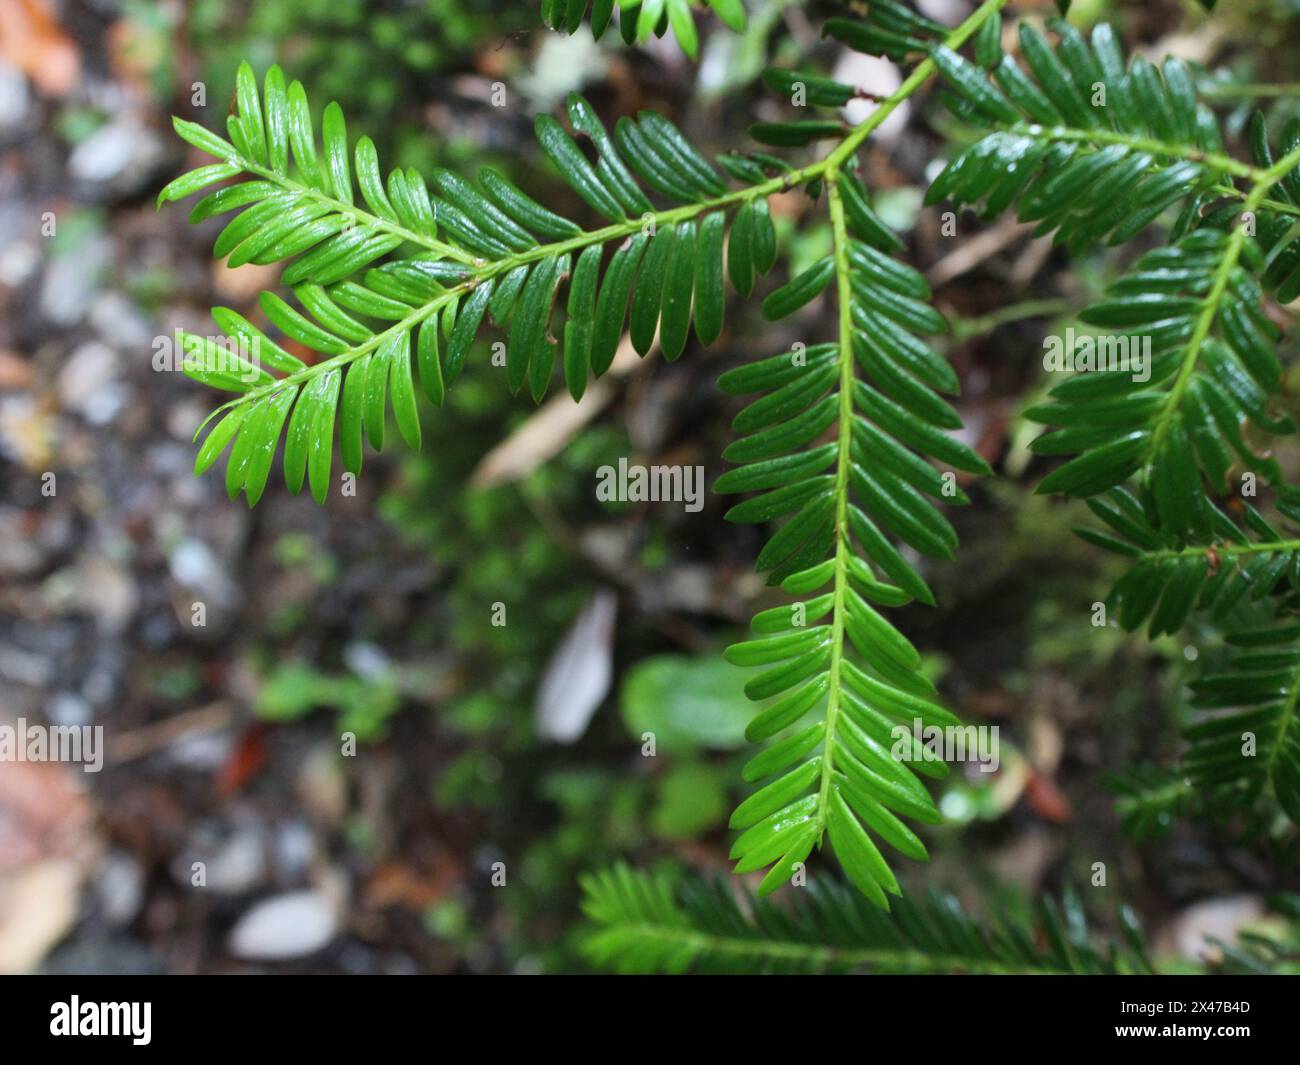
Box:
left=1, top=0, right=1298, bottom=973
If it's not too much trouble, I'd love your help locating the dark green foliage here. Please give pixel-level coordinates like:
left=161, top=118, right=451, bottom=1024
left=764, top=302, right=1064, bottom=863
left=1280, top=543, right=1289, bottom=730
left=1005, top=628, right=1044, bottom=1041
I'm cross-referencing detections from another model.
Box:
left=1186, top=621, right=1300, bottom=822
left=1026, top=228, right=1291, bottom=529
left=1084, top=487, right=1300, bottom=827
left=822, top=2, right=944, bottom=64
left=1246, top=112, right=1300, bottom=302
left=762, top=69, right=857, bottom=108
left=927, top=21, right=1234, bottom=252
left=161, top=68, right=777, bottom=504
left=162, top=3, right=1300, bottom=925
left=978, top=34, right=1300, bottom=849
left=755, top=0, right=946, bottom=146
left=1108, top=616, right=1300, bottom=835
left=1110, top=768, right=1196, bottom=841
left=580, top=863, right=1158, bottom=974
left=540, top=0, right=746, bottom=60
left=1079, top=488, right=1300, bottom=636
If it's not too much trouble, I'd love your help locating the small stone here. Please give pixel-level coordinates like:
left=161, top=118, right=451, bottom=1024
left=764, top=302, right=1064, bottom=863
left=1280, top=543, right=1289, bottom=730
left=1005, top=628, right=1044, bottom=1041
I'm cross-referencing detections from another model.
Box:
left=39, top=238, right=110, bottom=327
left=68, top=117, right=164, bottom=193
left=168, top=537, right=237, bottom=608
left=0, top=60, right=30, bottom=132
left=59, top=341, right=128, bottom=426
left=175, top=820, right=266, bottom=896
left=89, top=292, right=153, bottom=351
left=95, top=851, right=144, bottom=927
left=226, top=890, right=338, bottom=961
left=46, top=692, right=92, bottom=727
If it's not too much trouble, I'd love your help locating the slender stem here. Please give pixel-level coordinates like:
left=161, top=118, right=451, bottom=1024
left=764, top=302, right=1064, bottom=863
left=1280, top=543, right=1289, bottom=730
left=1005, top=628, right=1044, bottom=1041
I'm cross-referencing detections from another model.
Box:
left=815, top=167, right=856, bottom=831
left=987, top=123, right=1261, bottom=180
left=612, top=922, right=1074, bottom=974
left=1211, top=184, right=1300, bottom=220
left=1139, top=538, right=1300, bottom=561
left=1265, top=659, right=1300, bottom=789
left=949, top=297, right=1071, bottom=341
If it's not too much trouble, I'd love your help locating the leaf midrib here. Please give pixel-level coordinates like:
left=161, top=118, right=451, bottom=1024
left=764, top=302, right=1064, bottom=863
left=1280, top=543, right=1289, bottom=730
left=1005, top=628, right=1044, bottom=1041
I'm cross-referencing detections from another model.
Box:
left=611, top=921, right=1074, bottom=974
left=989, top=121, right=1259, bottom=180
left=237, top=155, right=476, bottom=264
left=813, top=169, right=856, bottom=839
left=1263, top=651, right=1300, bottom=790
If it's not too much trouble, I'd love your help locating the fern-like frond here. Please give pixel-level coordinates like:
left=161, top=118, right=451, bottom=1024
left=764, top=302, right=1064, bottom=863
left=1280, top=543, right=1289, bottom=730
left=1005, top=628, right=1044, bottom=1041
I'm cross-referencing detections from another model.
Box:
left=693, top=0, right=1012, bottom=907
left=540, top=0, right=746, bottom=60
left=1111, top=650, right=1300, bottom=837
left=1109, top=767, right=1197, bottom=841
left=1181, top=619, right=1300, bottom=823
left=715, top=166, right=990, bottom=904
left=926, top=25, right=1300, bottom=543
left=1077, top=487, right=1300, bottom=636
left=927, top=20, right=1251, bottom=252
left=161, top=64, right=779, bottom=504
left=1025, top=222, right=1295, bottom=538
left=579, top=863, right=1154, bottom=974
left=1084, top=485, right=1300, bottom=823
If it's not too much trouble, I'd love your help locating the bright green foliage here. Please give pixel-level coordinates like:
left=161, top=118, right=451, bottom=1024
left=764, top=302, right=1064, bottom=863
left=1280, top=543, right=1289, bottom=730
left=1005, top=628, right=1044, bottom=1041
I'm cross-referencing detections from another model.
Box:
left=693, top=0, right=1017, bottom=909
left=162, top=2, right=1300, bottom=919
left=579, top=863, right=1158, bottom=974
left=161, top=0, right=1011, bottom=911
left=540, top=0, right=746, bottom=60
left=715, top=173, right=990, bottom=903
left=160, top=65, right=777, bottom=505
